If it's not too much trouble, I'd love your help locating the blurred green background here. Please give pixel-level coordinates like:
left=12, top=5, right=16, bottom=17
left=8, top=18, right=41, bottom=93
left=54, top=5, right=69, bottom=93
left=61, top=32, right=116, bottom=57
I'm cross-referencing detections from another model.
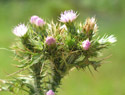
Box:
left=0, top=0, right=125, bottom=95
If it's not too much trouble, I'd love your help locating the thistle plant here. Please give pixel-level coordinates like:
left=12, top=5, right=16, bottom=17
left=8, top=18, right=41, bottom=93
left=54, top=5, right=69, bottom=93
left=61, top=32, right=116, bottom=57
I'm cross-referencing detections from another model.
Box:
left=0, top=10, right=116, bottom=95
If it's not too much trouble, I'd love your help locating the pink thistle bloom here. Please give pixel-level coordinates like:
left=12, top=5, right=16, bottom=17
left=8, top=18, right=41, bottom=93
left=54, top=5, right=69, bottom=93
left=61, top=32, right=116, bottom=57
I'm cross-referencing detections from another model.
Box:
left=82, top=40, right=91, bottom=50
left=30, top=15, right=39, bottom=24
left=35, top=17, right=45, bottom=27
left=13, top=24, right=28, bottom=37
left=46, top=90, right=55, bottom=95
left=59, top=10, right=78, bottom=23
left=46, top=36, right=56, bottom=46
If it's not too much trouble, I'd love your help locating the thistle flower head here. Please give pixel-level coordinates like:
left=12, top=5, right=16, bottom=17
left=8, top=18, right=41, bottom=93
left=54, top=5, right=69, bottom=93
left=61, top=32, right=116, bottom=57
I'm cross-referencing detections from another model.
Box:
left=84, top=17, right=98, bottom=32
left=59, top=10, right=78, bottom=23
left=82, top=40, right=91, bottom=50
left=46, top=36, right=56, bottom=46
left=13, top=24, right=28, bottom=37
left=35, top=18, right=45, bottom=27
left=30, top=15, right=39, bottom=24
left=46, top=90, right=55, bottom=95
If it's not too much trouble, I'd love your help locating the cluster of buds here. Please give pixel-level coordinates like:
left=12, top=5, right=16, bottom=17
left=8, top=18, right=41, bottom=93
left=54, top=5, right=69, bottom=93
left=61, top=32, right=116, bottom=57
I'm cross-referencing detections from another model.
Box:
left=30, top=15, right=45, bottom=27
left=59, top=10, right=92, bottom=50
left=12, top=16, right=45, bottom=37
left=83, top=17, right=98, bottom=33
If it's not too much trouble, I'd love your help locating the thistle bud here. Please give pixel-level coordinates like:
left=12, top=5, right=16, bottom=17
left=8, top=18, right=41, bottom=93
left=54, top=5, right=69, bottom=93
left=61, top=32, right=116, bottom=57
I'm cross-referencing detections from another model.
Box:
left=30, top=15, right=45, bottom=27
left=83, top=17, right=98, bottom=33
left=30, top=15, right=39, bottom=24
left=82, top=40, right=91, bottom=50
left=46, top=36, right=56, bottom=46
left=35, top=18, right=45, bottom=27
left=46, top=90, right=55, bottom=95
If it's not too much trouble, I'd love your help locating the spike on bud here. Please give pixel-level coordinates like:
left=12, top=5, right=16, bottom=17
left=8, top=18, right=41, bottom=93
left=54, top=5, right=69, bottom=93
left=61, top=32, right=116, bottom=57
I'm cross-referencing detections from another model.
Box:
left=46, top=90, right=55, bottom=95
left=82, top=40, right=91, bottom=50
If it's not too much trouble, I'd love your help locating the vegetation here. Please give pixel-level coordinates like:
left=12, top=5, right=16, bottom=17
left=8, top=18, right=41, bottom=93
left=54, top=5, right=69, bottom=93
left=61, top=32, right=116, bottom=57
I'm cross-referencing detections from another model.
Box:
left=0, top=1, right=124, bottom=95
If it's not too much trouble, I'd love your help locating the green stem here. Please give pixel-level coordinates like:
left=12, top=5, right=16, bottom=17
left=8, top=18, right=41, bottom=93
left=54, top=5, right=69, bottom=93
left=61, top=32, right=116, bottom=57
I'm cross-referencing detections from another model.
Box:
left=31, top=63, right=43, bottom=95
left=66, top=22, right=77, bottom=36
left=50, top=53, right=80, bottom=92
left=51, top=69, right=62, bottom=92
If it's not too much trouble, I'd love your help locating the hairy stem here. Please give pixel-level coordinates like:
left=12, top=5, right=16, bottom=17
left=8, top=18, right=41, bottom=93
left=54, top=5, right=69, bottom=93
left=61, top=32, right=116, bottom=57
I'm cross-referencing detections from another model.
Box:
left=51, top=69, right=62, bottom=92
left=31, top=62, right=42, bottom=95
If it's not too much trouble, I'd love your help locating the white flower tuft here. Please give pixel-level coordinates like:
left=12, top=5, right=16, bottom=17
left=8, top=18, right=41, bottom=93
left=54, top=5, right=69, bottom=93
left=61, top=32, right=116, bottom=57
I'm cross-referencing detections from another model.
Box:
left=107, top=35, right=117, bottom=43
left=98, top=35, right=117, bottom=44
left=13, top=24, right=28, bottom=37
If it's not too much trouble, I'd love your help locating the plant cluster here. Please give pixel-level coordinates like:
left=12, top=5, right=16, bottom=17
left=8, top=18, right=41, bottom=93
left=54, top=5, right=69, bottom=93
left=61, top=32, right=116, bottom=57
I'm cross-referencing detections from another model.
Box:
left=0, top=10, right=116, bottom=95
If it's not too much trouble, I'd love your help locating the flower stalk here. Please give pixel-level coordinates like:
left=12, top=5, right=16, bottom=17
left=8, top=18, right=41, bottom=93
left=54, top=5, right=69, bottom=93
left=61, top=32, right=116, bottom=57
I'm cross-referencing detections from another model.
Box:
left=31, top=63, right=42, bottom=95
